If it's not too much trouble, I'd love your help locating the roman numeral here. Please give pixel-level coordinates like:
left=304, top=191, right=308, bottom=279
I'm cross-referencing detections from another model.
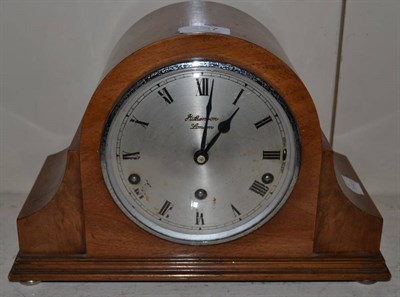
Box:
left=158, top=200, right=173, bottom=217
left=262, top=150, right=281, bottom=160
left=196, top=78, right=209, bottom=96
left=195, top=211, right=205, bottom=225
left=231, top=204, right=241, bottom=218
left=249, top=180, right=269, bottom=197
left=130, top=118, right=149, bottom=128
left=122, top=151, right=140, bottom=160
left=134, top=188, right=144, bottom=199
left=254, top=116, right=272, bottom=129
left=233, top=89, right=244, bottom=105
left=158, top=87, right=174, bottom=104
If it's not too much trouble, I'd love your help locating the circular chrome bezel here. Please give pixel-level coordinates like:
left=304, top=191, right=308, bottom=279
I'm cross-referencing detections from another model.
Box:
left=101, top=60, right=301, bottom=245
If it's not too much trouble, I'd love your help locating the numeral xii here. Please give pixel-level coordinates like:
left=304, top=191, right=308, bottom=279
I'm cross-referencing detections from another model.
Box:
left=196, top=78, right=209, bottom=96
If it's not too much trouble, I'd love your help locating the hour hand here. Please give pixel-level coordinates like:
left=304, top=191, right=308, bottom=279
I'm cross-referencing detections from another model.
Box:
left=204, top=107, right=240, bottom=154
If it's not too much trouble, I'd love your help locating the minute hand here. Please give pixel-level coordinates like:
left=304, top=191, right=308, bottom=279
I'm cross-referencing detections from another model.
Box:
left=200, top=80, right=214, bottom=151
left=204, top=107, right=240, bottom=154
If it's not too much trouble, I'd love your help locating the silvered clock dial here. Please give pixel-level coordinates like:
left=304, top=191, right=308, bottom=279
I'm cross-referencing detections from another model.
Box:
left=101, top=61, right=300, bottom=244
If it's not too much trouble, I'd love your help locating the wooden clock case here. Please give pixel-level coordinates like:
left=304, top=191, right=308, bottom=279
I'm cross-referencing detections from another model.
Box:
left=9, top=1, right=390, bottom=282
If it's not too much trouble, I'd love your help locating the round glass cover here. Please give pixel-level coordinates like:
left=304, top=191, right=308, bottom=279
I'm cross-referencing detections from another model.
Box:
left=101, top=61, right=300, bottom=245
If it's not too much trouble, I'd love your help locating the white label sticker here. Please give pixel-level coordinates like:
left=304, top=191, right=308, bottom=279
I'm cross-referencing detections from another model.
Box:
left=178, top=25, right=231, bottom=35
left=342, top=175, right=364, bottom=195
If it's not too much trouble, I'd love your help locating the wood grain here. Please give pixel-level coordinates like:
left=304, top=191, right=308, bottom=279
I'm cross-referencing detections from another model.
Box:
left=314, top=137, right=383, bottom=253
left=8, top=4, right=390, bottom=282
left=17, top=148, right=85, bottom=254
left=80, top=34, right=322, bottom=258
left=9, top=253, right=390, bottom=282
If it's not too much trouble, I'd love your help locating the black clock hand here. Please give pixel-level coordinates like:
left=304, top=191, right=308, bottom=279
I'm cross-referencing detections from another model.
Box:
left=204, top=107, right=240, bottom=154
left=200, top=80, right=214, bottom=151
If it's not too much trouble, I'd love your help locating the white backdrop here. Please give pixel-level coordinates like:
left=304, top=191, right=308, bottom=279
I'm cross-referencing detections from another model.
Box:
left=0, top=0, right=399, bottom=196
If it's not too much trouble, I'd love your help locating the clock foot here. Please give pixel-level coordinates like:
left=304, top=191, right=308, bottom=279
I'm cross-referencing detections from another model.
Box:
left=20, top=280, right=41, bottom=286
left=357, top=280, right=377, bottom=285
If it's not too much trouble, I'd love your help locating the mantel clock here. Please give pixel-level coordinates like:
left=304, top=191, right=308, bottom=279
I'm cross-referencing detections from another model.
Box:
left=9, top=1, right=390, bottom=283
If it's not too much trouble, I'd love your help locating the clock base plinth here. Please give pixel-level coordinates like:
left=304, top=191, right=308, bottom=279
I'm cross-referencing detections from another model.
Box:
left=9, top=253, right=390, bottom=282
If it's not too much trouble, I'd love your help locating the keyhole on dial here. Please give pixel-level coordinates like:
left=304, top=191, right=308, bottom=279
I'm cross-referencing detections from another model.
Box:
left=194, top=189, right=208, bottom=200
left=262, top=173, right=274, bottom=184
left=128, top=173, right=141, bottom=185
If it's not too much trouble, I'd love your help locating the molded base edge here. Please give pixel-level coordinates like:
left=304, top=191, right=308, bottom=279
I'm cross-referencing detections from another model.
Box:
left=9, top=253, right=391, bottom=282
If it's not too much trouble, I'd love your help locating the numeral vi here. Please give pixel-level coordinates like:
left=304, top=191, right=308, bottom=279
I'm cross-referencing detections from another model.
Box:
left=195, top=211, right=205, bottom=225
